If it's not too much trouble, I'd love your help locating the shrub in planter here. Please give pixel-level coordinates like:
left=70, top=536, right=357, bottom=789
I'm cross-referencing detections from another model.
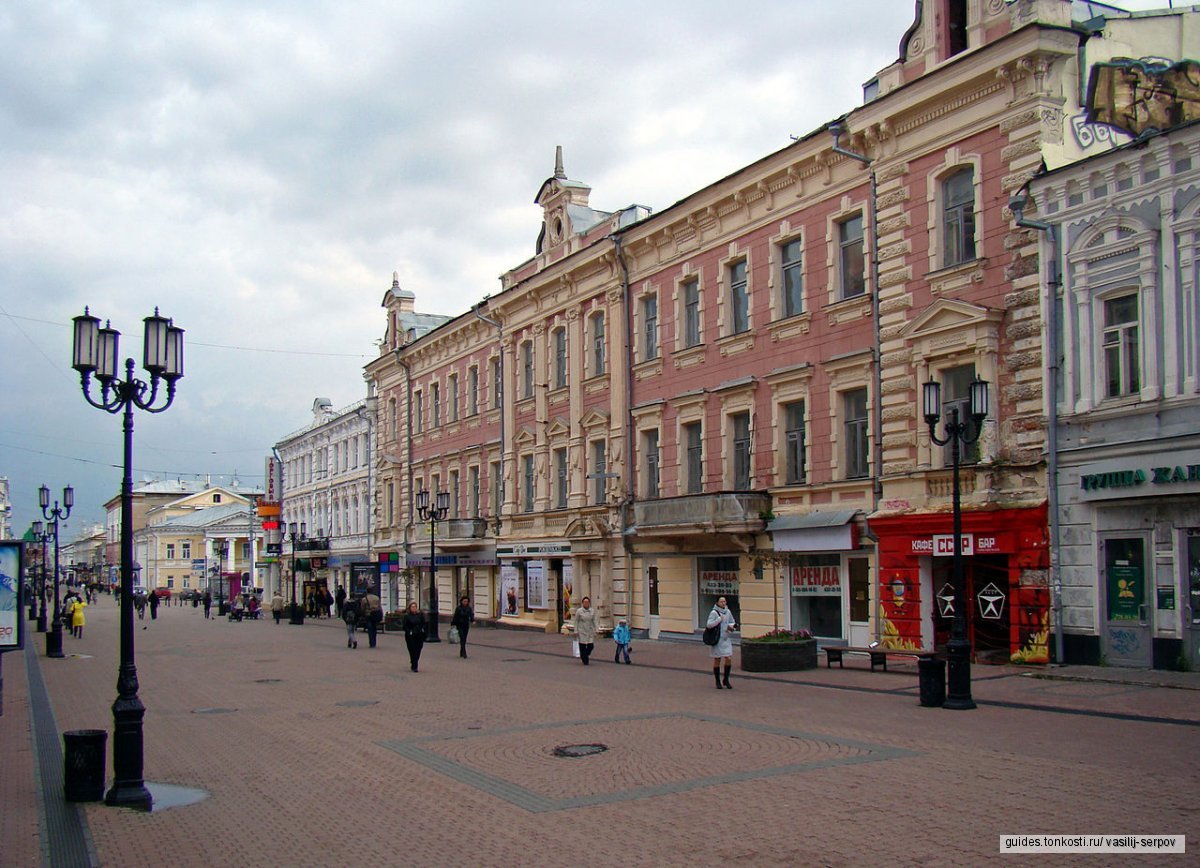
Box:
left=741, top=628, right=818, bottom=672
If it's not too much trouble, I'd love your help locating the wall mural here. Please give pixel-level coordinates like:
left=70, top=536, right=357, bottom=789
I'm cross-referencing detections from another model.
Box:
left=1087, top=58, right=1200, bottom=138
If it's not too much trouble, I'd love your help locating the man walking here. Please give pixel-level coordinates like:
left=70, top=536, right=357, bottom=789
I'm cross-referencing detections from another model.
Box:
left=360, top=589, right=382, bottom=648
left=271, top=589, right=284, bottom=624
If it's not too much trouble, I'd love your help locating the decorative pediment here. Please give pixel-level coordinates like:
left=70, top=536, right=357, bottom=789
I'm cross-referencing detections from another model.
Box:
left=513, top=426, right=537, bottom=447
left=579, top=409, right=610, bottom=430
left=902, top=298, right=1001, bottom=341
left=546, top=416, right=571, bottom=438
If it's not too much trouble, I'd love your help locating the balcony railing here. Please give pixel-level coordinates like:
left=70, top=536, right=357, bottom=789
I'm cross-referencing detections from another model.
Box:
left=632, top=492, right=771, bottom=533
left=416, top=518, right=488, bottom=542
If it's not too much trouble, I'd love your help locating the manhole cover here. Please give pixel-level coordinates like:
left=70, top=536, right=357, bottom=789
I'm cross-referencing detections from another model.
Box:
left=336, top=700, right=379, bottom=708
left=192, top=708, right=236, bottom=715
left=553, top=743, right=608, bottom=758
left=254, top=678, right=283, bottom=684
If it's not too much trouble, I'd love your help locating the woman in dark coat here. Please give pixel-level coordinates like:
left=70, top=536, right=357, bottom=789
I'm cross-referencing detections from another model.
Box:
left=450, top=595, right=474, bottom=658
left=402, top=601, right=428, bottom=672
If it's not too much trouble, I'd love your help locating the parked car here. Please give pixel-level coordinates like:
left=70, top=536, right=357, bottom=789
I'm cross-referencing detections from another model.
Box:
left=153, top=588, right=172, bottom=600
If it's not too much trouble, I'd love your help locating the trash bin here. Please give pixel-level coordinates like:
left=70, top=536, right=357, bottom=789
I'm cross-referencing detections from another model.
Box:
left=918, top=657, right=946, bottom=707
left=63, top=729, right=107, bottom=802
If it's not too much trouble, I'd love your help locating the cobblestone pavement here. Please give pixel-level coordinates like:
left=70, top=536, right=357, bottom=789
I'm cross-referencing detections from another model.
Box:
left=4, top=597, right=1197, bottom=867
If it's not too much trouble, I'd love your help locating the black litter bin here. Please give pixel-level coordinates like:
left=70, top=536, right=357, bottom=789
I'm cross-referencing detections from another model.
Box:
left=918, top=657, right=946, bottom=707
left=63, top=729, right=107, bottom=802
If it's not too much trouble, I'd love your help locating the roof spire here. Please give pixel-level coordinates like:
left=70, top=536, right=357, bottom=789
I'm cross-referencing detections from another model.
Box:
left=392, top=271, right=400, bottom=290
left=554, top=144, right=566, bottom=180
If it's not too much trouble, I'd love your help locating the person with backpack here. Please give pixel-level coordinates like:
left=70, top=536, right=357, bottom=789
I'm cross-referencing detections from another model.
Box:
left=360, top=590, right=382, bottom=648
left=343, top=596, right=360, bottom=649
left=706, top=596, right=737, bottom=689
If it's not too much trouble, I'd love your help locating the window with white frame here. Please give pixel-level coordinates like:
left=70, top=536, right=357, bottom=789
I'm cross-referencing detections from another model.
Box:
left=939, top=365, right=981, bottom=465
left=468, top=366, right=479, bottom=416
left=729, top=259, right=749, bottom=334
left=784, top=400, right=806, bottom=484
left=491, top=357, right=502, bottom=410
left=449, top=373, right=459, bottom=422
left=685, top=422, right=703, bottom=494
left=641, top=294, right=658, bottom=360
left=1103, top=294, right=1140, bottom=398
left=554, top=447, right=568, bottom=509
left=553, top=327, right=568, bottom=389
left=449, top=470, right=460, bottom=518
left=731, top=412, right=752, bottom=490
left=591, top=440, right=607, bottom=504
left=843, top=388, right=869, bottom=479
left=521, top=341, right=534, bottom=399
left=414, top=390, right=424, bottom=433
left=942, top=168, right=976, bottom=267
left=683, top=278, right=701, bottom=347
left=780, top=238, right=803, bottom=318
left=522, top=454, right=535, bottom=512
left=490, top=461, right=502, bottom=518
left=644, top=429, right=660, bottom=498
left=432, top=382, right=441, bottom=428
left=590, top=311, right=606, bottom=375
left=181, top=541, right=191, bottom=559
left=839, top=215, right=865, bottom=299
left=166, top=543, right=176, bottom=559
left=469, top=466, right=481, bottom=517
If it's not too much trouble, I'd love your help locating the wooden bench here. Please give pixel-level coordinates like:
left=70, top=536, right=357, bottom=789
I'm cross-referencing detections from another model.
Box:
left=822, top=645, right=937, bottom=672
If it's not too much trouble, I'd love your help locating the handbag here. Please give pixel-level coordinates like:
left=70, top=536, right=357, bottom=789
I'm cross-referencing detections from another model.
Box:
left=572, top=639, right=581, bottom=658
left=702, top=623, right=721, bottom=646
left=448, top=625, right=460, bottom=643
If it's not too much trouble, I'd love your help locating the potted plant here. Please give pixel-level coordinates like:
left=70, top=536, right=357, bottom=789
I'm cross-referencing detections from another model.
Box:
left=740, top=628, right=818, bottom=672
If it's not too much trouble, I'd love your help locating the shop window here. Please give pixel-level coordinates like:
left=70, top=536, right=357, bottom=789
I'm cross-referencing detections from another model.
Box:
left=683, top=278, right=701, bottom=347
left=780, top=238, right=803, bottom=318
left=788, top=554, right=843, bottom=639
left=1103, top=294, right=1140, bottom=398
left=685, top=422, right=704, bottom=494
left=839, top=215, right=865, bottom=299
left=697, top=555, right=741, bottom=628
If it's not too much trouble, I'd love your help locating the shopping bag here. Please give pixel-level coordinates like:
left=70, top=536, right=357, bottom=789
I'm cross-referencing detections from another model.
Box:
left=572, top=639, right=580, bottom=658
left=448, top=625, right=460, bottom=644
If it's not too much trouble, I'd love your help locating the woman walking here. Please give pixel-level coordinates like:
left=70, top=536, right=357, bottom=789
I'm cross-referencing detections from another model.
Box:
left=706, top=596, right=737, bottom=689
left=573, top=596, right=597, bottom=665
left=450, top=595, right=474, bottom=658
left=402, top=602, right=428, bottom=672
left=343, top=596, right=359, bottom=649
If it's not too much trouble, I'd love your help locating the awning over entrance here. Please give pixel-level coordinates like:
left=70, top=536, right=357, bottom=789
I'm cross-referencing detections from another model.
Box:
left=768, top=510, right=859, bottom=552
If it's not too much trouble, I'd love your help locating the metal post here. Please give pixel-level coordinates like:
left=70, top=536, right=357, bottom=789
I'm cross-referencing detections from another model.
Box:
left=943, top=409, right=976, bottom=710
left=37, top=536, right=48, bottom=633
left=427, top=519, right=440, bottom=642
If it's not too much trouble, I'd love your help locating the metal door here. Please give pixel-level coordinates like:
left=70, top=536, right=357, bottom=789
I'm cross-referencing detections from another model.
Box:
left=1102, top=536, right=1152, bottom=667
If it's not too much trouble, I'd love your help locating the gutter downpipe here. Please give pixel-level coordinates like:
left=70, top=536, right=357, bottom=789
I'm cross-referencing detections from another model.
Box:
left=830, top=121, right=883, bottom=641
left=394, top=350, right=416, bottom=604
left=1011, top=187, right=1064, bottom=666
left=471, top=300, right=505, bottom=537
left=610, top=233, right=638, bottom=626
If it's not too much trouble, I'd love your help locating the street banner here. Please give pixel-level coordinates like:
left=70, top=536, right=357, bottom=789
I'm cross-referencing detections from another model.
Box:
left=350, top=562, right=380, bottom=598
left=1, top=541, right=25, bottom=651
left=501, top=561, right=520, bottom=615
left=526, top=560, right=548, bottom=610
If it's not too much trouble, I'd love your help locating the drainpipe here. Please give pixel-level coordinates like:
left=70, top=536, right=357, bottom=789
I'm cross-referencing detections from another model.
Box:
left=1010, top=187, right=1064, bottom=666
left=610, top=233, right=638, bottom=626
left=472, top=299, right=505, bottom=536
left=395, top=352, right=416, bottom=581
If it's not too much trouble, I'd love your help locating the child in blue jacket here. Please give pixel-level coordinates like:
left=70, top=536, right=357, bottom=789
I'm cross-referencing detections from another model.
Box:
left=613, top=618, right=632, bottom=664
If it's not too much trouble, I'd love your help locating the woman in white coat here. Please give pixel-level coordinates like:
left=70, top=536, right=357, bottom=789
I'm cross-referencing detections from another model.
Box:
left=573, top=596, right=597, bottom=665
left=706, top=596, right=737, bottom=689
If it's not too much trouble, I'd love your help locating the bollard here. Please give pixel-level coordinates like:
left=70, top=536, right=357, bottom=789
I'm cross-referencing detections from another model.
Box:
left=918, top=657, right=947, bottom=707
left=63, top=729, right=108, bottom=801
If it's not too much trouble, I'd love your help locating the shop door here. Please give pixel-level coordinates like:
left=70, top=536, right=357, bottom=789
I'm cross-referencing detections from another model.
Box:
left=847, top=557, right=871, bottom=646
left=648, top=564, right=661, bottom=640
left=1103, top=537, right=1151, bottom=668
left=931, top=556, right=1011, bottom=663
left=1183, top=532, right=1200, bottom=670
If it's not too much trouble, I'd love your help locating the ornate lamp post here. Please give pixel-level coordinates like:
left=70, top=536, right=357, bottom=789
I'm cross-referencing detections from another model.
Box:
left=31, top=522, right=51, bottom=633
left=416, top=488, right=450, bottom=643
left=72, top=306, right=184, bottom=811
left=39, top=484, right=73, bottom=658
left=216, top=539, right=229, bottom=614
left=284, top=522, right=306, bottom=624
left=923, top=375, right=989, bottom=711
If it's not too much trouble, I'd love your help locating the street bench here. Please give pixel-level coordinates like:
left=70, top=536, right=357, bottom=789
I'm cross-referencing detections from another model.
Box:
left=822, top=645, right=937, bottom=672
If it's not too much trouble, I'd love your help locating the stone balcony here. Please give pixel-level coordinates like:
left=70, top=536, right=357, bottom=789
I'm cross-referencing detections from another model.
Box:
left=630, top=492, right=771, bottom=544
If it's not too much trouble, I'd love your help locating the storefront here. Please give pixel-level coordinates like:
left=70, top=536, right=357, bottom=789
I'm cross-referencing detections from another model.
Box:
left=405, top=550, right=498, bottom=621
left=494, top=542, right=571, bottom=631
left=1059, top=449, right=1200, bottom=669
left=869, top=506, right=1050, bottom=664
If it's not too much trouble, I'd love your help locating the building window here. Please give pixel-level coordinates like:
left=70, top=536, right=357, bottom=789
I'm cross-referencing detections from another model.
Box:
left=591, top=440, right=607, bottom=505
left=683, top=278, right=701, bottom=347
left=522, top=455, right=535, bottom=512
left=553, top=327, right=568, bottom=389
left=468, top=366, right=479, bottom=416
left=165, top=543, right=176, bottom=560
left=839, top=215, right=865, bottom=299
left=469, top=466, right=481, bottom=518
left=590, top=312, right=606, bottom=375
left=685, top=422, right=704, bottom=495
left=939, top=365, right=981, bottom=465
left=1103, top=295, right=1140, bottom=398
left=942, top=168, right=976, bottom=267
left=644, top=430, right=660, bottom=498
left=388, top=397, right=397, bottom=441
left=731, top=412, right=752, bottom=490
left=784, top=401, right=806, bottom=484
left=729, top=259, right=749, bottom=334
left=213, top=493, right=222, bottom=503
left=449, top=374, right=459, bottom=422
left=490, top=461, right=502, bottom=519
left=449, top=470, right=460, bottom=519
left=781, top=239, right=803, bottom=318
left=432, top=383, right=441, bottom=428
left=181, top=541, right=190, bottom=559
left=843, top=388, right=869, bottom=479
left=948, top=0, right=968, bottom=56
left=554, top=447, right=568, bottom=509
left=642, top=294, right=658, bottom=360
left=415, top=391, right=424, bottom=433
left=491, top=358, right=503, bottom=411
left=386, top=481, right=395, bottom=527
left=521, top=341, right=534, bottom=399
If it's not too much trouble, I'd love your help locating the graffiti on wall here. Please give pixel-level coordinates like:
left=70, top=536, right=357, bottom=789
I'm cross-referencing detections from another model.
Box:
left=1086, top=57, right=1200, bottom=138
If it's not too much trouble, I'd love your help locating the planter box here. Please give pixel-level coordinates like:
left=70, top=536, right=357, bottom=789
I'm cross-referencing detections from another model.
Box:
left=740, top=640, right=818, bottom=672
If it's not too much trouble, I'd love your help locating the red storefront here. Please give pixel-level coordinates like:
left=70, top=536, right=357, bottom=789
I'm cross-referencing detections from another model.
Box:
left=869, top=505, right=1050, bottom=665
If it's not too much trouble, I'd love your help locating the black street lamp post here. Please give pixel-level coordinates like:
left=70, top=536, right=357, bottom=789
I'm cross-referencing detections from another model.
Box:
left=31, top=522, right=51, bottom=633
left=216, top=539, right=229, bottom=615
left=72, top=305, right=184, bottom=812
left=416, top=488, right=450, bottom=643
left=923, top=375, right=989, bottom=712
left=39, top=484, right=73, bottom=659
left=284, top=522, right=306, bottom=624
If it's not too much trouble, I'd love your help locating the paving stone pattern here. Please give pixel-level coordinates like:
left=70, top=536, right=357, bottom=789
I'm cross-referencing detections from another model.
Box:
left=8, top=597, right=1199, bottom=866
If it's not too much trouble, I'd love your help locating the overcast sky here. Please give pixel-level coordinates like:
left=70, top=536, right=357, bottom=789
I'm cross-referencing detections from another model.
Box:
left=0, top=0, right=1164, bottom=538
